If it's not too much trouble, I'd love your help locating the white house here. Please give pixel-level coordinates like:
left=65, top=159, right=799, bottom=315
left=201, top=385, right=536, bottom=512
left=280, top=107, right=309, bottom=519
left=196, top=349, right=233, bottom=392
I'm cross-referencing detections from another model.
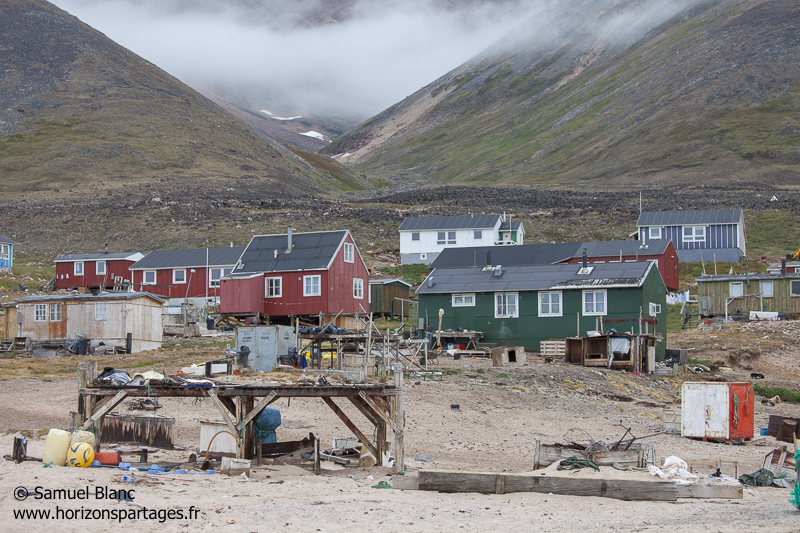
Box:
left=399, top=215, right=524, bottom=265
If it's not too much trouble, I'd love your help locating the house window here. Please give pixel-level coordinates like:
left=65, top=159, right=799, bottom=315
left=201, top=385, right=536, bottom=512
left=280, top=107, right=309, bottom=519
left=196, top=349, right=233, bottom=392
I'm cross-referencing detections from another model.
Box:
left=304, top=275, right=321, bottom=296
left=420, top=253, right=427, bottom=261
left=74, top=262, right=84, bottom=276
left=447, top=231, right=456, bottom=244
left=452, top=293, right=475, bottom=307
left=538, top=291, right=562, bottom=317
left=173, top=269, right=186, bottom=284
left=209, top=268, right=231, bottom=288
left=730, top=282, right=743, bottom=298
left=353, top=278, right=364, bottom=299
left=682, top=226, right=705, bottom=243
left=95, top=302, right=108, bottom=321
left=495, top=292, right=519, bottom=318
left=34, top=304, right=47, bottom=322
left=49, top=304, right=62, bottom=322
left=649, top=227, right=661, bottom=240
left=265, top=277, right=282, bottom=298
left=583, top=289, right=607, bottom=316
left=437, top=231, right=446, bottom=245
left=411, top=232, right=420, bottom=241
left=474, top=230, right=482, bottom=240
left=761, top=281, right=774, bottom=298
left=649, top=302, right=661, bottom=317
left=143, top=271, right=156, bottom=285
left=96, top=261, right=106, bottom=275
left=792, top=280, right=800, bottom=297
left=344, top=243, right=354, bottom=263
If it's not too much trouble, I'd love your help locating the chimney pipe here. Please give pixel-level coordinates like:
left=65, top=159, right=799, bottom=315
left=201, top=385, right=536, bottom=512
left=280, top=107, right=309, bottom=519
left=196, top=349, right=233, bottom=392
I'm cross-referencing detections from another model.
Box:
left=486, top=250, right=492, bottom=268
left=104, top=243, right=109, bottom=254
left=288, top=226, right=293, bottom=250
left=582, top=248, right=588, bottom=269
left=782, top=258, right=786, bottom=275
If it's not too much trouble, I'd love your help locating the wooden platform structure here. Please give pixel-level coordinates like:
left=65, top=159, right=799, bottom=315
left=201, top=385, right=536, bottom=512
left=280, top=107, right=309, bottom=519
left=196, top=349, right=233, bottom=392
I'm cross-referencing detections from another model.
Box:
left=75, top=361, right=405, bottom=472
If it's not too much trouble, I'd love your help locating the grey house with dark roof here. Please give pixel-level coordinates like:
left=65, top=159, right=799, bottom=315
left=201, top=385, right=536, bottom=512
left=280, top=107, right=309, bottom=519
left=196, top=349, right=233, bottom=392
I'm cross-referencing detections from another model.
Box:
left=636, top=209, right=745, bottom=263
left=399, top=215, right=524, bottom=265
left=417, top=261, right=666, bottom=358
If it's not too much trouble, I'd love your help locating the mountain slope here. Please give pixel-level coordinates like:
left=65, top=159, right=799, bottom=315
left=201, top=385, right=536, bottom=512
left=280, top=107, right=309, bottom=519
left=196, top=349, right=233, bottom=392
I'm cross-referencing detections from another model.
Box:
left=0, top=0, right=366, bottom=198
left=325, top=0, right=800, bottom=187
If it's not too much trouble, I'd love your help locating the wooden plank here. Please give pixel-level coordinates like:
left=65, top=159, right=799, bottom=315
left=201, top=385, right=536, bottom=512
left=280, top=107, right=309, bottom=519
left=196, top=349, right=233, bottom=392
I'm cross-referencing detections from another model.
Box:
left=417, top=470, right=681, bottom=501
left=346, top=396, right=378, bottom=425
left=79, top=390, right=128, bottom=431
left=237, top=391, right=278, bottom=431
left=206, top=389, right=241, bottom=447
left=675, top=484, right=743, bottom=499
left=321, top=396, right=377, bottom=459
left=359, top=391, right=401, bottom=434
left=392, top=475, right=419, bottom=490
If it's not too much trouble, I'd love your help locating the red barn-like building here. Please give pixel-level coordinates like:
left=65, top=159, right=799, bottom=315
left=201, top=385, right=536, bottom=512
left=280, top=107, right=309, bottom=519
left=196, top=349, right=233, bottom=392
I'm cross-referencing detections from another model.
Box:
left=220, top=229, right=369, bottom=321
left=128, top=246, right=245, bottom=304
left=55, top=252, right=144, bottom=290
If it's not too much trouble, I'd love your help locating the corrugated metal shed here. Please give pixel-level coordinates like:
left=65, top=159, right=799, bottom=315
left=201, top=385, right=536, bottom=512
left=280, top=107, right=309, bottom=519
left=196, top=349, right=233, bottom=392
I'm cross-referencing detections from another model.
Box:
left=399, top=215, right=500, bottom=231
left=233, top=231, right=347, bottom=274
left=636, top=209, right=743, bottom=227
left=130, top=247, right=245, bottom=270
left=417, top=262, right=652, bottom=294
left=56, top=252, right=143, bottom=262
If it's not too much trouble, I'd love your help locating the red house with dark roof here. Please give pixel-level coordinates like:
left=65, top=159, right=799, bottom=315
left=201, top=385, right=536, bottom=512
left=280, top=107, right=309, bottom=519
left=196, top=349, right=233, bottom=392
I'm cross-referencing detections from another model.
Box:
left=55, top=252, right=144, bottom=290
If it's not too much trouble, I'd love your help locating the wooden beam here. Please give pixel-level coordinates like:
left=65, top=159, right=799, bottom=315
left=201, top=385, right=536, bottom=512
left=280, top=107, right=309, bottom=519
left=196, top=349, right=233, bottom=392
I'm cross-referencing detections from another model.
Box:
left=237, top=391, right=278, bottom=431
left=417, top=470, right=682, bottom=501
left=207, top=389, right=241, bottom=447
left=675, top=483, right=743, bottom=499
left=321, top=396, right=377, bottom=459
left=359, top=391, right=401, bottom=434
left=346, top=396, right=378, bottom=425
left=79, top=390, right=128, bottom=431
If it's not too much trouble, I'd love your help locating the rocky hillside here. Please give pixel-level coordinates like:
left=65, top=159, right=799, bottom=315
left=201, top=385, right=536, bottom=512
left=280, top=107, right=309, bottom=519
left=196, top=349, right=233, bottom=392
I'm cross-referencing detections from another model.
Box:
left=0, top=0, right=367, bottom=200
left=325, top=0, right=800, bottom=188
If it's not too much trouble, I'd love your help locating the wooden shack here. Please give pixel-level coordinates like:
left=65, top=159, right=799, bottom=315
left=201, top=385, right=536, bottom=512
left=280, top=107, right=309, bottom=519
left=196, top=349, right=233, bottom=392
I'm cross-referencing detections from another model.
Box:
left=369, top=279, right=412, bottom=317
left=1, top=292, right=164, bottom=353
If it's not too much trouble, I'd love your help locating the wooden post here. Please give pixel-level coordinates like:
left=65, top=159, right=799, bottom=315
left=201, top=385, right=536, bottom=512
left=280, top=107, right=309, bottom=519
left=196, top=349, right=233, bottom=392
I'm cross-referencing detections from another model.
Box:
left=393, top=363, right=404, bottom=473
left=314, top=436, right=321, bottom=475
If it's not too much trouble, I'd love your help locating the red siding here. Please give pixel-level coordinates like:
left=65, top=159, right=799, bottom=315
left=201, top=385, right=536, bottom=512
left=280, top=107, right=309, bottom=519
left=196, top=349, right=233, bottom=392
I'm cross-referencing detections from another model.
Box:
left=560, top=242, right=679, bottom=291
left=55, top=259, right=137, bottom=289
left=131, top=268, right=213, bottom=299
left=219, top=234, right=371, bottom=317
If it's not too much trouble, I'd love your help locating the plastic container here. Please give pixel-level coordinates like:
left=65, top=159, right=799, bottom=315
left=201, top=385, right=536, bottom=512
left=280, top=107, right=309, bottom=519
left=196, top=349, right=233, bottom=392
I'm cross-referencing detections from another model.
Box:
left=70, top=430, right=96, bottom=448
left=760, top=427, right=769, bottom=436
left=94, top=452, right=121, bottom=466
left=42, top=429, right=71, bottom=466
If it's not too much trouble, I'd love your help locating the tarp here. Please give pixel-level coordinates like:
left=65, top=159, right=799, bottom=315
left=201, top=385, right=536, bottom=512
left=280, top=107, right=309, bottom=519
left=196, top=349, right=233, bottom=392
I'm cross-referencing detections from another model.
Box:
left=254, top=407, right=281, bottom=444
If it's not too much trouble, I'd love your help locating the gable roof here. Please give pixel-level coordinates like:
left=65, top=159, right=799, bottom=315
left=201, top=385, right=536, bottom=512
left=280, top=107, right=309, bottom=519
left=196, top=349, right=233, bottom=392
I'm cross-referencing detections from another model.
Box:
left=417, top=262, right=655, bottom=294
left=130, top=247, right=245, bottom=270
left=637, top=209, right=743, bottom=227
left=233, top=230, right=351, bottom=274
left=499, top=220, right=523, bottom=231
left=56, top=252, right=144, bottom=263
left=429, top=240, right=671, bottom=270
left=399, top=215, right=500, bottom=231
left=0, top=235, right=15, bottom=245
left=2, top=291, right=164, bottom=306
left=369, top=278, right=412, bottom=287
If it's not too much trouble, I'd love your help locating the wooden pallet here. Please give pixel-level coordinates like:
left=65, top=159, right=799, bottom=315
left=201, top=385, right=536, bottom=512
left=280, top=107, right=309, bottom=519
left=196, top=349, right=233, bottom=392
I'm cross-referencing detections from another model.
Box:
left=540, top=340, right=566, bottom=357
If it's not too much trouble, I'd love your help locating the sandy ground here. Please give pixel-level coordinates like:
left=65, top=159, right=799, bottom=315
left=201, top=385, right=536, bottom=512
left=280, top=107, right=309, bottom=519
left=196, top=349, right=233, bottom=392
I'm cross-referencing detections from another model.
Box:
left=2, top=323, right=800, bottom=532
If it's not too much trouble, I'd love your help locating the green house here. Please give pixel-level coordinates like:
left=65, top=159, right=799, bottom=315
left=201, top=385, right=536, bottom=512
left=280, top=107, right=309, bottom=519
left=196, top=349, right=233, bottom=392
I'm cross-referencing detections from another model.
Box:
left=369, top=278, right=412, bottom=317
left=417, top=261, right=667, bottom=359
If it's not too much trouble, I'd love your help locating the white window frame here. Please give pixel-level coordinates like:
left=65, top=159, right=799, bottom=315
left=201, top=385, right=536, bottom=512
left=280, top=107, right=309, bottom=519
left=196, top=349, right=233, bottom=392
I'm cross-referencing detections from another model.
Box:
left=34, top=303, right=47, bottom=322
left=343, top=243, right=354, bottom=263
left=538, top=291, right=562, bottom=317
left=173, top=269, right=186, bottom=284
left=95, top=302, right=108, bottom=321
left=495, top=292, right=519, bottom=318
left=761, top=280, right=774, bottom=298
left=49, top=303, right=62, bottom=322
left=648, top=227, right=662, bottom=240
left=474, top=230, right=482, bottom=240
left=682, top=226, right=705, bottom=243
left=143, top=271, right=156, bottom=285
left=452, top=293, right=475, bottom=307
left=792, top=280, right=800, bottom=297
left=649, top=302, right=662, bottom=317
left=419, top=253, right=427, bottom=261
left=353, top=278, right=364, bottom=299
left=437, top=231, right=446, bottom=245
left=411, top=232, right=420, bottom=241
left=730, top=282, right=743, bottom=298
left=447, top=231, right=456, bottom=245
left=74, top=261, right=84, bottom=276
left=265, top=277, right=282, bottom=298
left=209, top=267, right=231, bottom=288
left=96, top=260, right=106, bottom=276
left=583, top=289, right=607, bottom=316
left=304, top=275, right=321, bottom=297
